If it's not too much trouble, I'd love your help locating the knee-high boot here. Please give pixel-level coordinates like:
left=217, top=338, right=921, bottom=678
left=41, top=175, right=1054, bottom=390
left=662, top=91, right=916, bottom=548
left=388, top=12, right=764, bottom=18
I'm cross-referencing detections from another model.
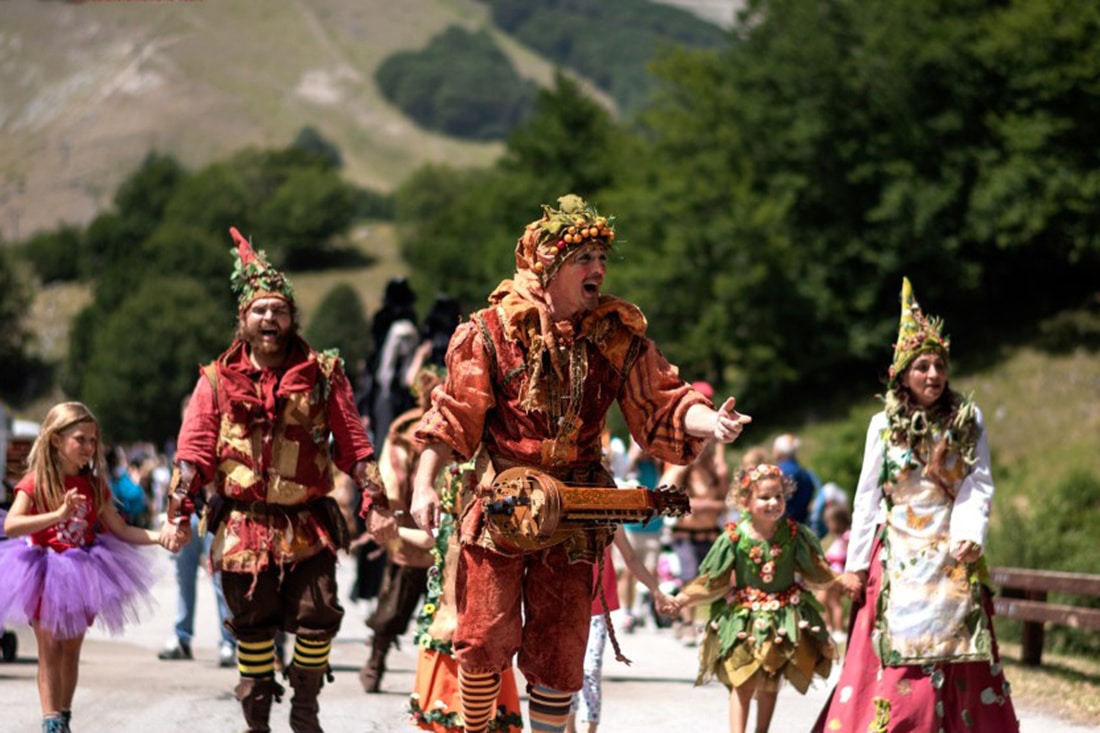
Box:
left=235, top=676, right=283, bottom=733
left=287, top=665, right=327, bottom=733
left=359, top=633, right=394, bottom=693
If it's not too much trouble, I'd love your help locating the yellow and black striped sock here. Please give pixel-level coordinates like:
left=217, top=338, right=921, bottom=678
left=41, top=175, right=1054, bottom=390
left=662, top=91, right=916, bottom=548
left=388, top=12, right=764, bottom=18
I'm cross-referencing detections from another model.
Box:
left=527, top=684, right=573, bottom=733
left=292, top=636, right=332, bottom=670
left=458, top=668, right=502, bottom=733
left=237, top=638, right=276, bottom=678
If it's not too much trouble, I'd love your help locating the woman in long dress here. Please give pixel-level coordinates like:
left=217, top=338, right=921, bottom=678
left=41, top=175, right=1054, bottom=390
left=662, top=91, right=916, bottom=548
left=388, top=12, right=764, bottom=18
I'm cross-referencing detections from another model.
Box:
left=813, top=278, right=1019, bottom=733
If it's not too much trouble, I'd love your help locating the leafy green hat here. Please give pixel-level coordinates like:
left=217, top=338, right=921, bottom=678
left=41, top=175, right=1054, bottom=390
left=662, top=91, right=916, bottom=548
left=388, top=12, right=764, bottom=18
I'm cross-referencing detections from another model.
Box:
left=229, top=227, right=295, bottom=313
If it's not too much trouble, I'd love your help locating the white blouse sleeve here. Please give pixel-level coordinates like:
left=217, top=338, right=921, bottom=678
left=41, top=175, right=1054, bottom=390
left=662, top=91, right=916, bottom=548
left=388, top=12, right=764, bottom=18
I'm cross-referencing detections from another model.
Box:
left=949, top=406, right=994, bottom=549
left=845, top=412, right=887, bottom=573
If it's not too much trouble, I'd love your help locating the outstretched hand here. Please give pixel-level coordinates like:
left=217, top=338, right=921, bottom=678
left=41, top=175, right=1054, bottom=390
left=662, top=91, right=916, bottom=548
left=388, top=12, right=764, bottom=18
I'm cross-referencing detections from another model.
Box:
left=713, top=397, right=752, bottom=444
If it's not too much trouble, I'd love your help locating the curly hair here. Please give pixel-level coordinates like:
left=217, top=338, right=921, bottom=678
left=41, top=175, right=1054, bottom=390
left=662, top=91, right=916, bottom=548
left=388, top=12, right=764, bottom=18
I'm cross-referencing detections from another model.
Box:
left=732, top=463, right=796, bottom=510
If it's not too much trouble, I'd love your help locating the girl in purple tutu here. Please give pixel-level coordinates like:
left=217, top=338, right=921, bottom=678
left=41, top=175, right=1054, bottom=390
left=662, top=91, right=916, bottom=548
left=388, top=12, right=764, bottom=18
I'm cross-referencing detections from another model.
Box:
left=0, top=402, right=179, bottom=733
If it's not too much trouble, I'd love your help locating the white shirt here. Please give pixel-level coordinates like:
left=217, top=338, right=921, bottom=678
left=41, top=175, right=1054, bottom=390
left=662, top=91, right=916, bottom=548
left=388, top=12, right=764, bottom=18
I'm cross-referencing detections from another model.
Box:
left=846, top=406, right=994, bottom=573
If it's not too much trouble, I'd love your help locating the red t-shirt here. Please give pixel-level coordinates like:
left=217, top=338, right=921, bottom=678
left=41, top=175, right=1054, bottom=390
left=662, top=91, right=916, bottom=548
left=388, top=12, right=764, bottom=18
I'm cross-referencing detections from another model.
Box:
left=15, top=474, right=98, bottom=550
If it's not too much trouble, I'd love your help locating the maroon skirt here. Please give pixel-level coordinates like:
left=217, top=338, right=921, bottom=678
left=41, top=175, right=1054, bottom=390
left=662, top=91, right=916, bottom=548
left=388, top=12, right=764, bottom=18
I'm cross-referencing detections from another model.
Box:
left=812, top=532, right=1019, bottom=733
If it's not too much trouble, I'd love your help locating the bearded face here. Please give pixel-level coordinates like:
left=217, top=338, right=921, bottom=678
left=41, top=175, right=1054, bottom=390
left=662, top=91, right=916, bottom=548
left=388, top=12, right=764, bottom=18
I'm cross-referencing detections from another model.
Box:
left=238, top=296, right=295, bottom=361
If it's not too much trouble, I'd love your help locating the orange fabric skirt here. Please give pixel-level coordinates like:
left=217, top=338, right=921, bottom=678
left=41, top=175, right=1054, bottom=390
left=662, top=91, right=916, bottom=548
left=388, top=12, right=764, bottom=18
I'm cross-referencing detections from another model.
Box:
left=412, top=648, right=523, bottom=733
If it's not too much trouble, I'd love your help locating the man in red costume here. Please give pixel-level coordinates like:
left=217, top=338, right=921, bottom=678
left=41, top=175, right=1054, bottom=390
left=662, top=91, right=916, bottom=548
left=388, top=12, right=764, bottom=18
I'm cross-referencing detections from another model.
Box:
left=410, top=195, right=752, bottom=733
left=162, top=228, right=395, bottom=733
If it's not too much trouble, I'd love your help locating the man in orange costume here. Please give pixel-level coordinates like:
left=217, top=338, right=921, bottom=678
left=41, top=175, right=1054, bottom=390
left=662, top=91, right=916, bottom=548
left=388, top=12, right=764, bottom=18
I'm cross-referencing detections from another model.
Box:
left=163, top=228, right=395, bottom=733
left=411, top=195, right=752, bottom=733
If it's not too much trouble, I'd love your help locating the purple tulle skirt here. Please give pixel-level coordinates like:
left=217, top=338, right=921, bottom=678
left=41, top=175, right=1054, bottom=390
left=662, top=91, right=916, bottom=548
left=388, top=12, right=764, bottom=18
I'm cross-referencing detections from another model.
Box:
left=0, top=534, right=155, bottom=640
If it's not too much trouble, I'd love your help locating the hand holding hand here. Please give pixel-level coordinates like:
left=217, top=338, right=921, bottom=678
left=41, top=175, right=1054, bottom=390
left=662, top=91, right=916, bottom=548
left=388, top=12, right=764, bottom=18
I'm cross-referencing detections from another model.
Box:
left=838, top=571, right=864, bottom=600
left=656, top=592, right=682, bottom=618
left=713, top=398, right=752, bottom=444
left=178, top=516, right=193, bottom=546
left=158, top=530, right=181, bottom=553
left=367, top=510, right=399, bottom=544
left=157, top=518, right=188, bottom=553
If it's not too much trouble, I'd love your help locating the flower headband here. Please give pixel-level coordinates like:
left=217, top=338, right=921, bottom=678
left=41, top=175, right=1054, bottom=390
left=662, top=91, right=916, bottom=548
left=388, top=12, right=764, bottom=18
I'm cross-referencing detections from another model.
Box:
left=739, top=464, right=785, bottom=491
left=734, top=463, right=796, bottom=508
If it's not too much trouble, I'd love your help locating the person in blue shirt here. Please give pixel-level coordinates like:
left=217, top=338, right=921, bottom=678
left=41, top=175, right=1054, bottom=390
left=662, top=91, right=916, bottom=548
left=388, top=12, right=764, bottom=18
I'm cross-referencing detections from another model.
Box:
left=771, top=434, right=818, bottom=525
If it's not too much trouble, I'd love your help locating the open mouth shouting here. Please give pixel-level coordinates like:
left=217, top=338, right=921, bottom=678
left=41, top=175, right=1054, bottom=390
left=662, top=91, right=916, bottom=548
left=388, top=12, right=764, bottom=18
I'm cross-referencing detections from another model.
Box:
left=582, top=278, right=602, bottom=299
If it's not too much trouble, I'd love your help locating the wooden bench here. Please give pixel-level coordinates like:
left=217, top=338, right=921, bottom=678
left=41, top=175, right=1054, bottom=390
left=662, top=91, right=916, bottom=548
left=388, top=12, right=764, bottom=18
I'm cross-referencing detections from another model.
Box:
left=989, top=566, right=1100, bottom=666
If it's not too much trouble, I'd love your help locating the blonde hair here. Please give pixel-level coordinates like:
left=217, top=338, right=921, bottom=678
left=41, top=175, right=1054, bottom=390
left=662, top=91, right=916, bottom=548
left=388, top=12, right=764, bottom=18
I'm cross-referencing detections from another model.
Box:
left=732, top=463, right=796, bottom=510
left=25, top=402, right=111, bottom=514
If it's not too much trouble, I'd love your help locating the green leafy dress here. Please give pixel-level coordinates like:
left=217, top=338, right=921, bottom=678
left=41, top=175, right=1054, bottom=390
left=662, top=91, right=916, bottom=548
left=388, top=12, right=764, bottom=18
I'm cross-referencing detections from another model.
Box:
left=678, top=517, right=839, bottom=692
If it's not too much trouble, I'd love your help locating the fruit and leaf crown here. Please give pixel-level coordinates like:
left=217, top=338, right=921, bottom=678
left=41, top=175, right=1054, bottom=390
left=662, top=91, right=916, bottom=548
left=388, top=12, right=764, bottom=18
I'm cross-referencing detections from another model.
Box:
left=529, top=194, right=616, bottom=277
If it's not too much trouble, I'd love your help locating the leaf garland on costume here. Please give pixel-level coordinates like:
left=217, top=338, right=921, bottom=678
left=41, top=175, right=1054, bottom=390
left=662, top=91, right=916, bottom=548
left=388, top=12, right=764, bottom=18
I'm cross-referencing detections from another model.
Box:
left=411, top=460, right=465, bottom=655
left=407, top=459, right=525, bottom=732
left=408, top=694, right=524, bottom=732
left=882, top=389, right=981, bottom=476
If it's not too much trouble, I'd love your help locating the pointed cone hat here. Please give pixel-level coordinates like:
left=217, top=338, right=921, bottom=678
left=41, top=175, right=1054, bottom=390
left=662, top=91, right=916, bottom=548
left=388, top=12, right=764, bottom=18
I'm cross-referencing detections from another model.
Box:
left=229, top=227, right=295, bottom=313
left=888, top=277, right=949, bottom=386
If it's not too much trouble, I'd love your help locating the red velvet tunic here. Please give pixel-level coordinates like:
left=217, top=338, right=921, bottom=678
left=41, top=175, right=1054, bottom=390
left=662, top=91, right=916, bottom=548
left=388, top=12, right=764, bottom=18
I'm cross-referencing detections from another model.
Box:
left=417, top=300, right=708, bottom=476
left=414, top=297, right=711, bottom=689
left=176, top=337, right=374, bottom=573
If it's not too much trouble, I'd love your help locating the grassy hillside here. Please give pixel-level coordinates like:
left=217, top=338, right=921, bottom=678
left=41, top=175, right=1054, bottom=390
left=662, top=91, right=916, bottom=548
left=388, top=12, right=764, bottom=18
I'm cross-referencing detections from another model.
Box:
left=0, top=0, right=530, bottom=239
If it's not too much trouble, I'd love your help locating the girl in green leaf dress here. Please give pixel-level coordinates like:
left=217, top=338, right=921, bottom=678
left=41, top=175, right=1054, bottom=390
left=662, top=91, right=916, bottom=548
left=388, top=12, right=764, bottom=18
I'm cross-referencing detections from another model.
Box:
left=669, top=464, right=861, bottom=733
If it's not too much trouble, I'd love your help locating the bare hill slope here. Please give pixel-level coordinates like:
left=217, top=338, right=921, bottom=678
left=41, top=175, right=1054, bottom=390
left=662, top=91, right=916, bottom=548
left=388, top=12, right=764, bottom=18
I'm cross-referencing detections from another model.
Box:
left=0, top=0, right=529, bottom=240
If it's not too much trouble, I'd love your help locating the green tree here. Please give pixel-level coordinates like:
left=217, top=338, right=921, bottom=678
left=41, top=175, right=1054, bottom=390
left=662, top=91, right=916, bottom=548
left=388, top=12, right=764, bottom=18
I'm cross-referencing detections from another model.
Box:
left=609, top=0, right=1100, bottom=409
left=81, top=277, right=230, bottom=444
left=16, top=225, right=82, bottom=283
left=161, top=162, right=252, bottom=237
left=81, top=153, right=186, bottom=279
left=503, top=71, right=620, bottom=195
left=82, top=211, right=145, bottom=278
left=0, top=248, right=47, bottom=406
left=304, top=283, right=371, bottom=373
left=292, top=125, right=343, bottom=169
left=394, top=73, right=627, bottom=311
left=255, top=167, right=356, bottom=269
left=375, top=26, right=538, bottom=140
left=113, top=151, right=186, bottom=230
left=61, top=304, right=98, bottom=399
left=489, top=0, right=726, bottom=114
left=394, top=165, right=530, bottom=309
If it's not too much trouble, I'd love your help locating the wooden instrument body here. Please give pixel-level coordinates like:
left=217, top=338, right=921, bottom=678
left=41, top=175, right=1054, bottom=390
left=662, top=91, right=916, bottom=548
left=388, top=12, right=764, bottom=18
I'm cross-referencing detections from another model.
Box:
left=483, top=466, right=689, bottom=553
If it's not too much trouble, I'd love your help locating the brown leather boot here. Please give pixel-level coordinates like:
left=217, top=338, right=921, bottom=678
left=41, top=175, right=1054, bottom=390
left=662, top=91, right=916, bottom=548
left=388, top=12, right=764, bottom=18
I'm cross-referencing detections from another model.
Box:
left=235, top=676, right=282, bottom=733
left=287, top=665, right=327, bottom=733
left=358, top=634, right=393, bottom=693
